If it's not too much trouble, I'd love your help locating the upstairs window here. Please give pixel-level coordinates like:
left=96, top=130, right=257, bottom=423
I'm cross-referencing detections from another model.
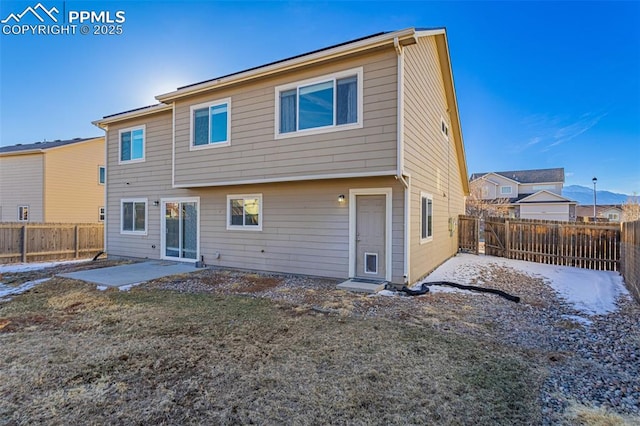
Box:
left=191, top=98, right=231, bottom=148
left=276, top=67, right=362, bottom=137
left=500, top=186, right=513, bottom=195
left=98, top=166, right=106, bottom=184
left=119, top=126, right=145, bottom=163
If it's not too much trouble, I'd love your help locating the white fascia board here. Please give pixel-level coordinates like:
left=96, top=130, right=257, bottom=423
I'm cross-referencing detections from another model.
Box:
left=92, top=104, right=173, bottom=128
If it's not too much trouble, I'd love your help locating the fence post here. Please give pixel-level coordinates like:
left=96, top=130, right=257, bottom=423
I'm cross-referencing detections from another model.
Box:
left=74, top=225, right=80, bottom=259
left=21, top=225, right=27, bottom=263
left=504, top=220, right=510, bottom=258
left=475, top=217, right=480, bottom=255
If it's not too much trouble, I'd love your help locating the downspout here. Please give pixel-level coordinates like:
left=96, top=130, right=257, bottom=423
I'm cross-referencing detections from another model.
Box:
left=101, top=124, right=108, bottom=256
left=394, top=36, right=410, bottom=284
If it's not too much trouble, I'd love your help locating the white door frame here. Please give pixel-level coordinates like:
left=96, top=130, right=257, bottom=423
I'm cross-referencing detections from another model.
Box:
left=349, top=188, right=393, bottom=281
left=160, top=196, right=200, bottom=263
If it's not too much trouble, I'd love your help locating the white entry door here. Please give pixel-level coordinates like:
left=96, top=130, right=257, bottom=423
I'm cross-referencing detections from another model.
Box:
left=162, top=198, right=199, bottom=261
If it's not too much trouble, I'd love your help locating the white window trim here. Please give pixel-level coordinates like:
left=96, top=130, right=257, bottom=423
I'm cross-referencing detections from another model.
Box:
left=99, top=206, right=105, bottom=222
left=120, top=198, right=148, bottom=235
left=500, top=186, right=513, bottom=195
left=18, top=205, right=29, bottom=222
left=118, top=125, right=146, bottom=165
left=98, top=165, right=106, bottom=185
left=420, top=192, right=433, bottom=244
left=226, top=194, right=263, bottom=231
left=189, top=97, right=232, bottom=150
left=274, top=67, right=364, bottom=139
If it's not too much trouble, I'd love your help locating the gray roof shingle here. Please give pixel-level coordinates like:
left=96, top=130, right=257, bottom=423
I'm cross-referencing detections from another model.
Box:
left=0, top=137, right=99, bottom=154
left=470, top=168, right=564, bottom=184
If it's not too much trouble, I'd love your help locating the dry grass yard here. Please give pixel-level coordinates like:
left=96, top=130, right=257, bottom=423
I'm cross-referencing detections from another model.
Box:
left=3, top=257, right=639, bottom=426
left=0, top=269, right=545, bottom=425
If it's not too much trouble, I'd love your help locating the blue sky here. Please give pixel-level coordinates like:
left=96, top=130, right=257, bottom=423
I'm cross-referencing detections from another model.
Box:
left=1, top=1, right=638, bottom=194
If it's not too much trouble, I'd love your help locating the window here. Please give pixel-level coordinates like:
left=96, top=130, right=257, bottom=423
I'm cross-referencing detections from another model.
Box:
left=121, top=199, right=147, bottom=234
left=441, top=118, right=449, bottom=137
left=532, top=184, right=555, bottom=191
left=99, top=207, right=105, bottom=222
left=500, top=186, right=513, bottom=195
left=18, top=205, right=29, bottom=222
left=227, top=194, right=262, bottom=231
left=420, top=193, right=433, bottom=242
left=276, top=67, right=362, bottom=137
left=119, top=126, right=145, bottom=163
left=98, top=166, right=106, bottom=184
left=191, top=98, right=231, bottom=148
left=608, top=213, right=619, bottom=220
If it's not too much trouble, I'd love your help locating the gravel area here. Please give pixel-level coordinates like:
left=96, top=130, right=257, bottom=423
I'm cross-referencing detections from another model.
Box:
left=142, top=260, right=640, bottom=424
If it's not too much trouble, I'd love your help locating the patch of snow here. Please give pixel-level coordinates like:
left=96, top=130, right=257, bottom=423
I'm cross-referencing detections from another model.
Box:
left=118, top=282, right=143, bottom=292
left=96, top=285, right=108, bottom=291
left=561, top=314, right=593, bottom=326
left=425, top=284, right=476, bottom=295
left=0, top=278, right=51, bottom=299
left=0, top=259, right=92, bottom=274
left=375, top=289, right=398, bottom=297
left=422, top=253, right=628, bottom=316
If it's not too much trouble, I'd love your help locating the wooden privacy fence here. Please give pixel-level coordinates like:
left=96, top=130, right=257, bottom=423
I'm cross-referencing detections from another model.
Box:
left=458, top=215, right=480, bottom=254
left=0, top=223, right=104, bottom=264
left=621, top=220, right=640, bottom=303
left=484, top=217, right=620, bottom=271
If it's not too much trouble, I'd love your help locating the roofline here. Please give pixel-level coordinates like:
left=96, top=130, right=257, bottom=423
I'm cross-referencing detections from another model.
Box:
left=93, top=104, right=173, bottom=129
left=514, top=190, right=576, bottom=204
left=0, top=136, right=104, bottom=157
left=470, top=173, right=564, bottom=186
left=433, top=31, right=469, bottom=195
left=155, top=28, right=444, bottom=103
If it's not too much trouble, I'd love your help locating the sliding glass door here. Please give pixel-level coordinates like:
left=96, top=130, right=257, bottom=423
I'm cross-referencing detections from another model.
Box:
left=163, top=198, right=198, bottom=260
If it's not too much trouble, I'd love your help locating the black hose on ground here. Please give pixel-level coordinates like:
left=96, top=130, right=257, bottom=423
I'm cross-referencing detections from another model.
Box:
left=92, top=251, right=105, bottom=261
left=399, top=281, right=520, bottom=303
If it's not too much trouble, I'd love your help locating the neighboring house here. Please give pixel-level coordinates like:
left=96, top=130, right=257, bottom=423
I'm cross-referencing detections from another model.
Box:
left=0, top=137, right=105, bottom=223
left=93, top=27, right=469, bottom=286
left=469, top=168, right=577, bottom=221
left=576, top=205, right=623, bottom=222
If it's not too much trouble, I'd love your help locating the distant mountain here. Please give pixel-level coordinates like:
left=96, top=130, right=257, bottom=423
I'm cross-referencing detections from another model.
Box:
left=562, top=185, right=630, bottom=205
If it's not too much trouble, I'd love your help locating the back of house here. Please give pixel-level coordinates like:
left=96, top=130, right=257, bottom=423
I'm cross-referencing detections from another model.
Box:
left=94, top=28, right=469, bottom=286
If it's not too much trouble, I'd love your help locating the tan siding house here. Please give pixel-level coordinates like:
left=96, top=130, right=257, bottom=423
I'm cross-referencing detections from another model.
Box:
left=94, top=28, right=469, bottom=286
left=0, top=137, right=105, bottom=223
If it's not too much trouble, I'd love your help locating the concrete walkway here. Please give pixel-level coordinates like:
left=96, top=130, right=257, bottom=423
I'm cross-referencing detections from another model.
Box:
left=58, top=261, right=198, bottom=287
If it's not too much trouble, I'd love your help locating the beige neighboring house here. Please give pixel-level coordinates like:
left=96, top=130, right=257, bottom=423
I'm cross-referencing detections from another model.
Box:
left=576, top=205, right=624, bottom=222
left=469, top=168, right=577, bottom=221
left=0, top=137, right=105, bottom=223
left=93, top=28, right=470, bottom=286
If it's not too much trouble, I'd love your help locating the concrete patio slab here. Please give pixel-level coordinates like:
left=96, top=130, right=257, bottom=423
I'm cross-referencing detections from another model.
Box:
left=337, top=279, right=386, bottom=294
left=58, top=261, right=198, bottom=287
